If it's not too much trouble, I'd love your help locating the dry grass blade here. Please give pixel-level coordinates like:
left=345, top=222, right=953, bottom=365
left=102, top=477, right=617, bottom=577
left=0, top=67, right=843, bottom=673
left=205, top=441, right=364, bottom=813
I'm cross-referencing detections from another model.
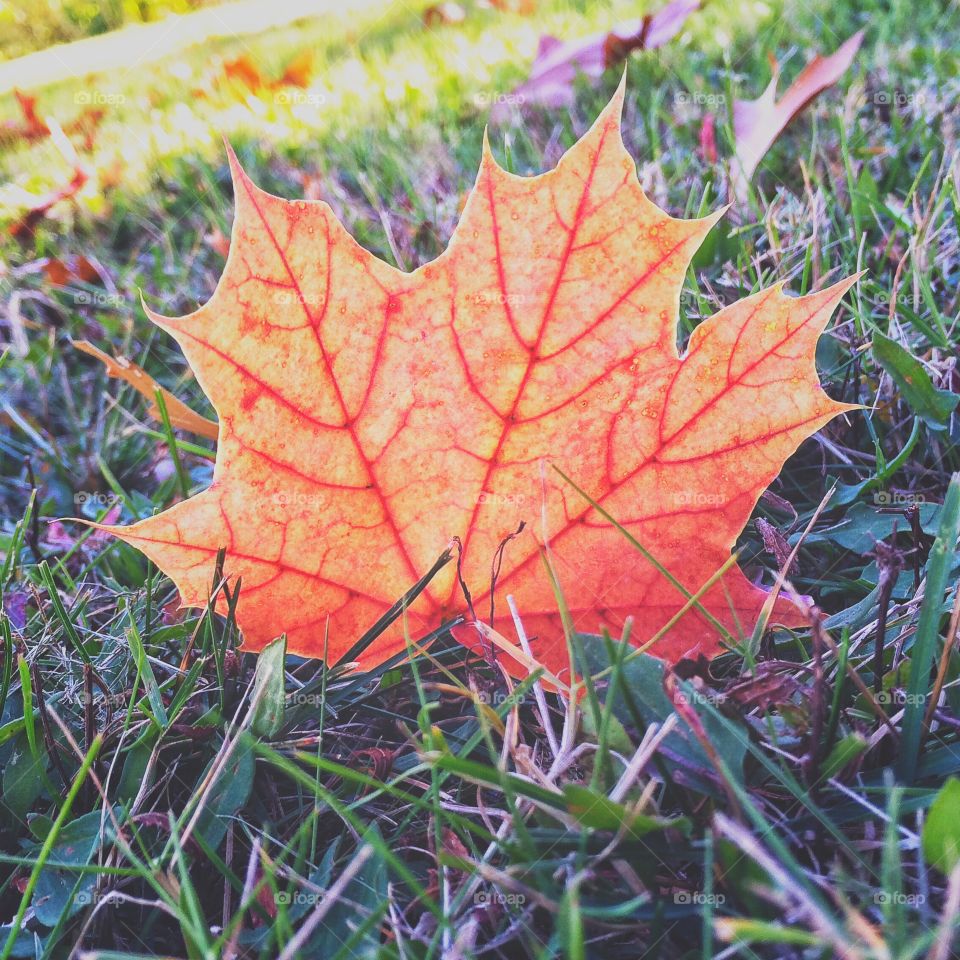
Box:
left=73, top=338, right=218, bottom=440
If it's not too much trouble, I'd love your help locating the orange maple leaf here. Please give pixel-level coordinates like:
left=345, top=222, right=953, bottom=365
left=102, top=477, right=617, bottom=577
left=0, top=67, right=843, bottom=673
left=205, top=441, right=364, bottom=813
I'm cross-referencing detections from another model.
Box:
left=99, top=81, right=855, bottom=680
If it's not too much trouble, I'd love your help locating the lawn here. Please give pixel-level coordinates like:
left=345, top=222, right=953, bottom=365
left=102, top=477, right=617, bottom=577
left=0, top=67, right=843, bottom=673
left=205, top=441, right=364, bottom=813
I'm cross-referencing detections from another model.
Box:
left=1, top=0, right=960, bottom=957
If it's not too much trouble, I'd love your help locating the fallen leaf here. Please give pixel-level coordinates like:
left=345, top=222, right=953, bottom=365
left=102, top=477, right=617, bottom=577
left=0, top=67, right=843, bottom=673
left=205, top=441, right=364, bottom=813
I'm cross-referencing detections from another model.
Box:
left=52, top=502, right=124, bottom=549
left=1, top=88, right=104, bottom=150
left=488, top=0, right=537, bottom=13
left=755, top=517, right=793, bottom=574
left=2, top=89, right=49, bottom=140
left=94, top=156, right=126, bottom=192
left=278, top=51, right=315, bottom=88
left=43, top=255, right=100, bottom=286
left=68, top=107, right=106, bottom=153
left=731, top=31, right=864, bottom=200
left=162, top=597, right=188, bottom=625
left=2, top=590, right=29, bottom=631
left=724, top=662, right=804, bottom=711
left=495, top=0, right=698, bottom=116
left=9, top=168, right=88, bottom=242
left=216, top=52, right=316, bottom=98
left=424, top=2, right=467, bottom=27
left=74, top=340, right=219, bottom=441
left=222, top=54, right=268, bottom=93
left=7, top=120, right=89, bottom=242
left=95, top=82, right=855, bottom=678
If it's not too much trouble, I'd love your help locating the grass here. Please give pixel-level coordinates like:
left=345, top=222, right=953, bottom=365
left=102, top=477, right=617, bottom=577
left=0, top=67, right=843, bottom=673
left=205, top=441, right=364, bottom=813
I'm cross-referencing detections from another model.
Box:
left=2, top=0, right=960, bottom=956
left=0, top=0, right=226, bottom=62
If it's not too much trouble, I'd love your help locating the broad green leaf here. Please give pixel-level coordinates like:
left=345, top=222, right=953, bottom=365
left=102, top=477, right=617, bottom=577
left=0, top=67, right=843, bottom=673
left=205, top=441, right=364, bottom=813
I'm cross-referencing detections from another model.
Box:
left=578, top=636, right=747, bottom=792
left=194, top=738, right=255, bottom=851
left=2, top=740, right=45, bottom=821
left=872, top=332, right=959, bottom=428
left=922, top=777, right=960, bottom=873
left=32, top=810, right=116, bottom=927
left=250, top=634, right=286, bottom=738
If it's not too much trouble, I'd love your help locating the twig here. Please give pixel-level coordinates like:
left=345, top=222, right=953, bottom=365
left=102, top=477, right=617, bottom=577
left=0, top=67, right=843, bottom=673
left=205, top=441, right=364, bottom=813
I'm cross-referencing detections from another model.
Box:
left=30, top=661, right=70, bottom=791
left=507, top=595, right=558, bottom=760
left=923, top=577, right=960, bottom=733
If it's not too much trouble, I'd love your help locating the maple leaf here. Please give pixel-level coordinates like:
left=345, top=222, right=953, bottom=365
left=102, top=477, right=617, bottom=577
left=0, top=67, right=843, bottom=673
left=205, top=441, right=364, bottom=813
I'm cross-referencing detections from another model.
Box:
left=731, top=31, right=864, bottom=200
left=97, top=80, right=855, bottom=680
left=494, top=0, right=699, bottom=117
